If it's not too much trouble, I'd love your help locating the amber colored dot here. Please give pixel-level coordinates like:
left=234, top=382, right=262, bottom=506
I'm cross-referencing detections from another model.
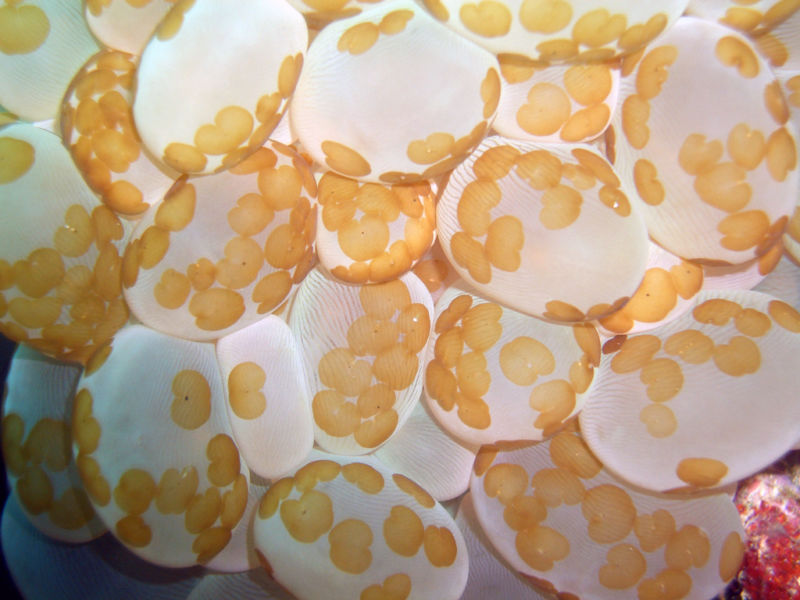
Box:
left=188, top=288, right=245, bottom=331
left=193, top=527, right=232, bottom=564
left=621, top=95, right=650, bottom=149
left=425, top=360, right=458, bottom=411
left=540, top=184, right=582, bottom=230
left=459, top=1, right=511, bottom=37
left=13, top=248, right=65, bottom=299
left=138, top=226, right=170, bottom=271
left=561, top=104, right=610, bottom=142
left=518, top=0, right=572, bottom=33
left=598, top=543, right=647, bottom=590
left=397, top=304, right=430, bottom=354
left=581, top=484, right=636, bottom=544
left=481, top=68, right=501, bottom=118
left=194, top=106, right=253, bottom=156
left=715, top=36, right=760, bottom=78
left=206, top=434, right=240, bottom=488
left=640, top=403, right=678, bottom=438
left=258, top=165, right=302, bottom=213
left=766, top=127, right=797, bottom=182
left=184, top=486, right=222, bottom=534
left=549, top=432, right=602, bottom=479
left=543, top=300, right=585, bottom=323
left=354, top=410, right=398, bottom=448
left=635, top=45, right=678, bottom=101
left=341, top=463, right=384, bottom=495
left=313, top=390, right=360, bottom=437
left=16, top=464, right=53, bottom=515
left=516, top=83, right=571, bottom=137
left=113, top=468, right=156, bottom=515
left=665, top=524, right=711, bottom=571
left=422, top=525, right=457, bottom=567
left=22, top=418, right=70, bottom=472
left=572, top=8, right=627, bottom=47
left=1, top=414, right=24, bottom=477
left=625, top=268, right=678, bottom=323
left=76, top=454, right=110, bottom=506
left=322, top=141, right=371, bottom=177
left=280, top=489, right=334, bottom=543
left=693, top=299, right=742, bottom=325
left=329, top=518, right=373, bottom=574
left=638, top=569, right=692, bottom=600
left=534, top=466, right=586, bottom=507
left=768, top=299, right=800, bottom=332
left=227, top=193, right=273, bottom=237
left=252, top=270, right=292, bottom=315
left=634, top=509, right=675, bottom=552
left=764, top=80, right=790, bottom=125
left=220, top=473, right=248, bottom=529
left=156, top=466, right=199, bottom=515
left=502, top=494, right=546, bottom=532
left=610, top=335, right=661, bottom=374
left=154, top=269, right=191, bottom=309
left=499, top=336, right=555, bottom=386
left=360, top=573, right=412, bottom=600
left=450, top=232, right=491, bottom=284
left=455, top=393, right=491, bottom=429
left=734, top=308, right=771, bottom=337
left=383, top=504, right=424, bottom=557
left=564, top=64, right=612, bottom=106
left=72, top=389, right=101, bottom=454
left=712, top=336, right=761, bottom=376
left=529, top=379, right=575, bottom=431
left=53, top=204, right=94, bottom=258
left=669, top=262, right=703, bottom=300
left=515, top=525, right=570, bottom=571
left=695, top=162, right=751, bottom=213
left=392, top=473, right=435, bottom=509
left=346, top=316, right=398, bottom=358
left=632, top=159, right=664, bottom=206
left=151, top=182, right=193, bottom=234
left=0, top=136, right=35, bottom=183
left=227, top=361, right=267, bottom=420
left=318, top=348, right=371, bottom=396
left=373, top=344, right=418, bottom=391
left=116, top=515, right=152, bottom=547
left=663, top=329, right=714, bottom=364
left=719, top=532, right=745, bottom=581
left=215, top=237, right=263, bottom=290
left=460, top=302, right=502, bottom=353
left=359, top=279, right=411, bottom=320
left=640, top=358, right=683, bottom=403
left=718, top=209, right=771, bottom=251
left=726, top=123, right=766, bottom=171
left=294, top=461, right=343, bottom=494
left=485, top=215, right=524, bottom=272
left=170, top=370, right=211, bottom=430
left=162, top=141, right=206, bottom=173
left=676, top=457, right=729, bottom=487
left=457, top=180, right=500, bottom=239
left=357, top=383, right=395, bottom=419
left=48, top=486, right=95, bottom=531
left=407, top=132, right=455, bottom=166
left=483, top=463, right=528, bottom=505
left=258, top=477, right=292, bottom=520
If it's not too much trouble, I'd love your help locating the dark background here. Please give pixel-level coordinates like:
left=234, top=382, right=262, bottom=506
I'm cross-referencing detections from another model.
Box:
left=1, top=336, right=24, bottom=600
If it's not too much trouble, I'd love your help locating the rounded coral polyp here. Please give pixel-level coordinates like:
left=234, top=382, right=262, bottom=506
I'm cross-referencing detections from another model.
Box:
left=291, top=0, right=501, bottom=183
left=611, top=17, right=798, bottom=264
left=436, top=135, right=649, bottom=322
left=133, top=0, right=308, bottom=175
left=581, top=289, right=800, bottom=493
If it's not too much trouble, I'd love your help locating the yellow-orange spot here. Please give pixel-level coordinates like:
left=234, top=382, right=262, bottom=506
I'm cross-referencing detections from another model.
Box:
left=329, top=518, right=373, bottom=574
left=116, top=515, right=152, bottom=547
left=460, top=1, right=511, bottom=37
left=0, top=137, right=35, bottom=183
left=581, top=484, right=636, bottom=544
left=611, top=335, right=661, bottom=373
left=516, top=525, right=570, bottom=570
left=634, top=509, right=675, bottom=552
left=457, top=179, right=501, bottom=237
left=188, top=288, right=245, bottom=330
left=621, top=95, right=650, bottom=149
left=676, top=457, right=728, bottom=487
left=598, top=543, right=647, bottom=590
left=640, top=403, right=678, bottom=438
left=383, top=504, right=424, bottom=556
left=155, top=180, right=196, bottom=232
left=766, top=127, right=797, bottom=182
left=206, top=433, right=240, bottom=487
left=156, top=466, right=198, bottom=515
left=549, top=431, right=602, bottom=479
left=170, top=369, right=211, bottom=430
left=638, top=569, right=692, bottom=600
left=719, top=532, right=745, bottom=581
left=424, top=525, right=457, bottom=567
left=360, top=573, right=412, bottom=600
left=113, top=468, right=156, bottom=515
left=715, top=35, right=760, bottom=78
left=665, top=524, right=710, bottom=570
left=518, top=0, right=572, bottom=34
left=281, top=488, right=334, bottom=543
left=769, top=299, right=800, bottom=332
left=193, top=527, right=231, bottom=564
left=154, top=269, right=191, bottom=309
left=163, top=142, right=207, bottom=173
left=712, top=336, right=761, bottom=376
left=0, top=4, right=50, bottom=55
left=76, top=454, right=110, bottom=506
left=664, top=329, right=714, bottom=364
left=185, top=486, right=221, bottom=534
left=499, top=336, right=555, bottom=386
left=228, top=361, right=267, bottom=420
left=393, top=473, right=435, bottom=508
left=485, top=215, right=524, bottom=271
left=540, top=184, right=582, bottom=230
left=516, top=83, right=571, bottom=137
